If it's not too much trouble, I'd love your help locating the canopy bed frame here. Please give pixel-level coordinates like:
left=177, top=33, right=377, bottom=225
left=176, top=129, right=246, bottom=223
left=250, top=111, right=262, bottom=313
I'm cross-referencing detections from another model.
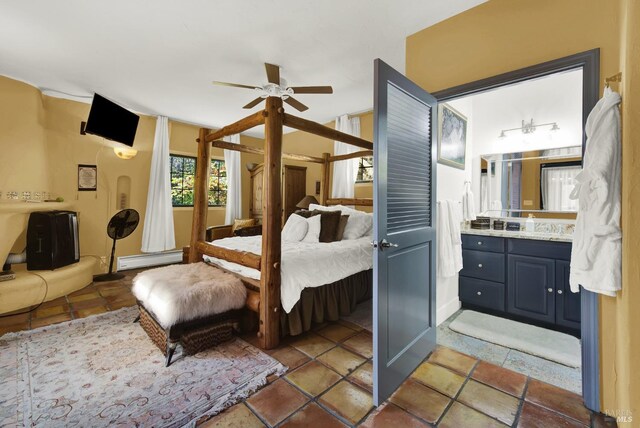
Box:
left=184, top=97, right=373, bottom=349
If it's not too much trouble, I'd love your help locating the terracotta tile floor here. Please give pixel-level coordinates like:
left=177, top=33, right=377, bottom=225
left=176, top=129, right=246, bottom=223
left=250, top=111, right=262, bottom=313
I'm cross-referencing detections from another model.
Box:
left=0, top=268, right=143, bottom=335
left=205, top=323, right=607, bottom=428
left=0, top=271, right=612, bottom=428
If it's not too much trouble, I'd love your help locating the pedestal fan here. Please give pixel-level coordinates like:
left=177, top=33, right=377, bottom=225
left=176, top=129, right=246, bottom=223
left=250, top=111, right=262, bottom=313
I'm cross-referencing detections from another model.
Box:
left=94, top=208, right=140, bottom=282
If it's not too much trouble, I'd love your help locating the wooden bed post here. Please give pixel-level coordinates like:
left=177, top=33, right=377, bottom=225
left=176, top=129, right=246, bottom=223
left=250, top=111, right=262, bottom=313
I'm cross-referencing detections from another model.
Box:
left=188, top=128, right=211, bottom=263
left=321, top=152, right=331, bottom=204
left=259, top=97, right=283, bottom=349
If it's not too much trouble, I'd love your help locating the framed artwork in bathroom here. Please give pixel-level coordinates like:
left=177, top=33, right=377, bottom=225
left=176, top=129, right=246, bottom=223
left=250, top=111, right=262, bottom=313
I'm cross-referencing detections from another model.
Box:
left=78, top=164, right=97, bottom=191
left=437, top=103, right=467, bottom=170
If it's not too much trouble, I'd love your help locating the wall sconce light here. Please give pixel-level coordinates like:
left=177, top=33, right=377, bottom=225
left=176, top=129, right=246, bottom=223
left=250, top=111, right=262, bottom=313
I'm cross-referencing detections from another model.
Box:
left=113, top=146, right=138, bottom=160
left=499, top=119, right=560, bottom=139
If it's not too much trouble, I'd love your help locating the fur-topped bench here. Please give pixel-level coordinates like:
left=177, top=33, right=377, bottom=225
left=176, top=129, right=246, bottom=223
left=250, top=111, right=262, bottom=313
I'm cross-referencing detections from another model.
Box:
left=132, top=262, right=247, bottom=366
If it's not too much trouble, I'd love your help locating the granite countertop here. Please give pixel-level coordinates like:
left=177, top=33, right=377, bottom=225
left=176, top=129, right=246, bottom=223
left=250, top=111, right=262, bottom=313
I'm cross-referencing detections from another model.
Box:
left=461, top=228, right=573, bottom=243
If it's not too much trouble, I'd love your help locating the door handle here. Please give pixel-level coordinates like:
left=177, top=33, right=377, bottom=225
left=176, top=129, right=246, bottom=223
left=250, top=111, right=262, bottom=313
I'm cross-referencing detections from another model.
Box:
left=379, top=239, right=398, bottom=251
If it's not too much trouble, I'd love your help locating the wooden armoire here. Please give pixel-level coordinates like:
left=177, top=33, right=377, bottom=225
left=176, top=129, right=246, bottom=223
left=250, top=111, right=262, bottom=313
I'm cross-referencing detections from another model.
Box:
left=249, top=164, right=307, bottom=224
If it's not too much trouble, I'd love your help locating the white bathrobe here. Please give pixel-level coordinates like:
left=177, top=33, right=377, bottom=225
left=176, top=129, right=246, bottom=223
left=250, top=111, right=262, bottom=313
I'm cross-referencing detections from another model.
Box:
left=569, top=87, right=621, bottom=296
left=437, top=200, right=463, bottom=278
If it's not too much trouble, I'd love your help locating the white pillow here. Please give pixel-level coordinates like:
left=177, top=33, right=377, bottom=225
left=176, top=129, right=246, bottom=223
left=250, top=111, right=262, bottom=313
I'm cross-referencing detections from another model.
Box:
left=342, top=213, right=373, bottom=240
left=302, top=214, right=321, bottom=243
left=309, top=204, right=373, bottom=240
left=282, top=214, right=309, bottom=242
left=308, top=203, right=336, bottom=212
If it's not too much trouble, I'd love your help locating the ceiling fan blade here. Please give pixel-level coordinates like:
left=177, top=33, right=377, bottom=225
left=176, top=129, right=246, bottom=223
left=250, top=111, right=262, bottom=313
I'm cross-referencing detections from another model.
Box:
left=243, top=97, right=265, bottom=109
left=284, top=97, right=309, bottom=112
left=265, top=63, right=280, bottom=84
left=212, top=81, right=259, bottom=90
left=289, top=86, right=333, bottom=94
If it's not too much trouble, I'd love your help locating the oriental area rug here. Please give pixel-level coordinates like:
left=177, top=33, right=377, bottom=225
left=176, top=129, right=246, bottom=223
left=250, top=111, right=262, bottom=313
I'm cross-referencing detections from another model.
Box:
left=0, top=307, right=285, bottom=427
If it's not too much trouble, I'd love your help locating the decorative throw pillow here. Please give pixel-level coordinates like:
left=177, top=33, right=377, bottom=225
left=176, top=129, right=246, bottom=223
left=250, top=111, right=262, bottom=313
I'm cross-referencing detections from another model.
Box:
left=335, top=215, right=350, bottom=241
left=315, top=210, right=342, bottom=243
left=308, top=204, right=372, bottom=240
left=294, top=210, right=318, bottom=219
left=232, top=218, right=256, bottom=233
left=302, top=214, right=321, bottom=243
left=282, top=213, right=309, bottom=242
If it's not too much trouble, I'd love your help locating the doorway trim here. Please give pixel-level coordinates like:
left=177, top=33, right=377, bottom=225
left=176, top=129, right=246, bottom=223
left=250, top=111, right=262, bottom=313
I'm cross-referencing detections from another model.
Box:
left=431, top=49, right=600, bottom=412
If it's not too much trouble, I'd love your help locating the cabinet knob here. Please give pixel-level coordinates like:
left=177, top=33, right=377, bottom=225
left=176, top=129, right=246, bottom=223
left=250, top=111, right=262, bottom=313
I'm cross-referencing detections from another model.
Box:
left=478, top=263, right=483, bottom=268
left=477, top=241, right=482, bottom=245
left=477, top=291, right=482, bottom=296
left=548, top=288, right=553, bottom=293
left=558, top=290, right=563, bottom=294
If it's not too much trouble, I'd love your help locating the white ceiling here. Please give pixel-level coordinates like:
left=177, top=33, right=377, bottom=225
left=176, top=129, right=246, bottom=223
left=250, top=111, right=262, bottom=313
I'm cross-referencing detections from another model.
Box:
left=0, top=0, right=484, bottom=137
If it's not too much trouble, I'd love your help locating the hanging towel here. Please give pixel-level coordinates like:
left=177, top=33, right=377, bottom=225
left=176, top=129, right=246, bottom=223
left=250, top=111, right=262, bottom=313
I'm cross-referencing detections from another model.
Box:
left=437, top=200, right=463, bottom=278
left=462, top=182, right=476, bottom=221
left=569, top=87, right=622, bottom=296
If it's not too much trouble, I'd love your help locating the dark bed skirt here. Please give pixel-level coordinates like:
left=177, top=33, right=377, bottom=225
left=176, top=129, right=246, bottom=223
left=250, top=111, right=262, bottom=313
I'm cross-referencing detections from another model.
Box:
left=280, top=269, right=373, bottom=337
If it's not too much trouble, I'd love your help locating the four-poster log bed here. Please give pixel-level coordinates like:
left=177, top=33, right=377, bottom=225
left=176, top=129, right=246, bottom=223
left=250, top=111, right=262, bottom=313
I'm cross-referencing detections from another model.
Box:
left=183, top=96, right=374, bottom=350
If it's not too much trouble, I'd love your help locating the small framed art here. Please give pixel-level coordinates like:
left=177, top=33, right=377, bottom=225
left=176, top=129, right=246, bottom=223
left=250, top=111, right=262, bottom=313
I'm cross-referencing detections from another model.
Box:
left=78, top=164, right=97, bottom=191
left=437, top=103, right=467, bottom=170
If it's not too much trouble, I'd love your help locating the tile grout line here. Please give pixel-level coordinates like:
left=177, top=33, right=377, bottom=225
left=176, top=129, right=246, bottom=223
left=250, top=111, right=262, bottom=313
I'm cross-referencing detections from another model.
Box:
left=278, top=361, right=359, bottom=427
left=266, top=332, right=373, bottom=428
left=432, top=358, right=480, bottom=426
left=511, top=376, right=531, bottom=427
left=244, top=398, right=281, bottom=428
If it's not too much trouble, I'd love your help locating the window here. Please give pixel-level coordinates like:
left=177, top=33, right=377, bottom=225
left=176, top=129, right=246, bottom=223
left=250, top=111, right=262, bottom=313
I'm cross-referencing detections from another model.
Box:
left=540, top=161, right=581, bottom=212
left=170, top=154, right=227, bottom=207
left=357, top=156, right=373, bottom=182
left=208, top=159, right=227, bottom=206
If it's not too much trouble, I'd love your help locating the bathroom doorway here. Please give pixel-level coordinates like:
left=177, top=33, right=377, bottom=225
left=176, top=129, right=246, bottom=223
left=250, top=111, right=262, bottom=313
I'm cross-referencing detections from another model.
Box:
left=432, top=49, right=600, bottom=411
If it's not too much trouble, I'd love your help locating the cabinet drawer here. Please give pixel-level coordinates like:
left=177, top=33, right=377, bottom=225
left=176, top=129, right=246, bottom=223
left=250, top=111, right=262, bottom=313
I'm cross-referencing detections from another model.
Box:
left=461, top=234, right=504, bottom=253
left=460, top=250, right=505, bottom=282
left=508, top=239, right=571, bottom=260
left=460, top=277, right=506, bottom=311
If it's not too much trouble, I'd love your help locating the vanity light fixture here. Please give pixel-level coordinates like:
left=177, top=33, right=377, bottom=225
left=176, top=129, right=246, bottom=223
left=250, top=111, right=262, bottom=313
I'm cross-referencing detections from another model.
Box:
left=113, top=146, right=138, bottom=160
left=499, top=119, right=560, bottom=138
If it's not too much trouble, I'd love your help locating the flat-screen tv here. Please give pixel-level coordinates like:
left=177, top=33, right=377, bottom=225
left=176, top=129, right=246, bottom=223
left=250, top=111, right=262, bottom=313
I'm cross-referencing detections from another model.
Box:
left=85, top=94, right=139, bottom=147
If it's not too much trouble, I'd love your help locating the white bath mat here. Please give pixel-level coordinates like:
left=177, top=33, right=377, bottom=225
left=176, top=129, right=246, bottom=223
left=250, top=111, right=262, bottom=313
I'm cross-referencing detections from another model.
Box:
left=448, top=310, right=581, bottom=368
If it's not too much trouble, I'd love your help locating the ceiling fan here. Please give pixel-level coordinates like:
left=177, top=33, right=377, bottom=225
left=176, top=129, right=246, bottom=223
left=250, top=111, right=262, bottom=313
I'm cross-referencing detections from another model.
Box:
left=212, top=63, right=333, bottom=112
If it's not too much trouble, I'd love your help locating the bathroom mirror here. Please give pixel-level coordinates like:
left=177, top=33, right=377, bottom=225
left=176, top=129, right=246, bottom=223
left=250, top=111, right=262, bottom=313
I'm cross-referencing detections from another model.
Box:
left=480, top=145, right=581, bottom=218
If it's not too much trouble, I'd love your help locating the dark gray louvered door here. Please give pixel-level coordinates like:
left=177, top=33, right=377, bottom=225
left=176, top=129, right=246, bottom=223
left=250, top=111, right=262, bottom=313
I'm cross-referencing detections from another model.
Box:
left=372, top=59, right=437, bottom=405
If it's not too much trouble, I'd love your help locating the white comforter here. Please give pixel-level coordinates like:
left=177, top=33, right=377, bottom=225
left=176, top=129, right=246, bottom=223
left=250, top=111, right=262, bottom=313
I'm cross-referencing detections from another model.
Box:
left=203, top=236, right=373, bottom=313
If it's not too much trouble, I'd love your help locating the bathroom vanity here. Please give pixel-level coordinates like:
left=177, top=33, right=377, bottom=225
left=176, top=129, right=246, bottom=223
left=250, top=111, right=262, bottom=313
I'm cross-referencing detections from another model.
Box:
left=459, top=230, right=580, bottom=334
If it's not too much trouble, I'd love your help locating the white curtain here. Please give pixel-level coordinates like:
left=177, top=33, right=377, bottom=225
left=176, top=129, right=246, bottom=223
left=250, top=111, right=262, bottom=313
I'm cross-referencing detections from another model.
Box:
left=541, top=165, right=580, bottom=211
left=331, top=115, right=361, bottom=198
left=141, top=116, right=175, bottom=252
left=224, top=134, right=242, bottom=224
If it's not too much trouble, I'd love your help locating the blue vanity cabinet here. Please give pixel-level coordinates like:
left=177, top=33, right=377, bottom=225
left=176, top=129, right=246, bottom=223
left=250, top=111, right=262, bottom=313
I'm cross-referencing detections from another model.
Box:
left=507, top=254, right=556, bottom=324
left=556, top=260, right=581, bottom=330
left=459, top=235, right=506, bottom=311
left=459, top=233, right=579, bottom=333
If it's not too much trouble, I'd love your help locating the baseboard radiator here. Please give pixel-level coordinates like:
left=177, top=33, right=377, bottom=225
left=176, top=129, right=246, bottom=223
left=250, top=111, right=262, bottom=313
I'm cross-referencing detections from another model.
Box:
left=117, top=250, right=183, bottom=271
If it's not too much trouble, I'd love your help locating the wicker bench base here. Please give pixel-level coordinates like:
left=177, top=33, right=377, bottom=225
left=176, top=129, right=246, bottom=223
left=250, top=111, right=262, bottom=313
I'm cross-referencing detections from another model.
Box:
left=138, top=304, right=238, bottom=366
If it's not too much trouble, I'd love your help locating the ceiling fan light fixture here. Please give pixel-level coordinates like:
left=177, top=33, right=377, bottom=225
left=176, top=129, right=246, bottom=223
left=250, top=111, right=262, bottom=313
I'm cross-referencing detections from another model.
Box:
left=213, top=62, right=333, bottom=112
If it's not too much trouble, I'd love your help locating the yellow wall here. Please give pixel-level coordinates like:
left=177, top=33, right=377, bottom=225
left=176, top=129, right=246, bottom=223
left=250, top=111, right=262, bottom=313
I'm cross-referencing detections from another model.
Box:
left=273, top=110, right=375, bottom=212
left=406, top=0, right=637, bottom=414
left=0, top=76, right=266, bottom=266
left=0, top=77, right=49, bottom=194
left=600, top=0, right=640, bottom=417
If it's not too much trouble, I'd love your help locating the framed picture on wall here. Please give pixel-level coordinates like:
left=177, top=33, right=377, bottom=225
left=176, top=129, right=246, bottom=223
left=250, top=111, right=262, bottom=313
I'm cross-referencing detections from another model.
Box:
left=78, top=164, right=97, bottom=191
left=437, top=103, right=467, bottom=170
